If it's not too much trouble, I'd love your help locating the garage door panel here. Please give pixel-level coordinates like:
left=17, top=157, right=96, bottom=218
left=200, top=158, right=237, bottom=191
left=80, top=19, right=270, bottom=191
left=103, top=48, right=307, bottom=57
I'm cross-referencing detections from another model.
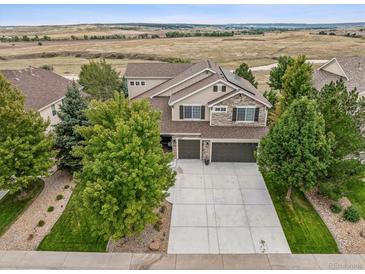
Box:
left=178, top=140, right=200, bottom=159
left=212, top=143, right=257, bottom=162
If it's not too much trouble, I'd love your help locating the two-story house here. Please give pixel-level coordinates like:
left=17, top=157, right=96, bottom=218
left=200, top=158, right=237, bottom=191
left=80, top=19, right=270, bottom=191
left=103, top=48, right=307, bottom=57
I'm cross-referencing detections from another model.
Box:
left=1, top=67, right=72, bottom=132
left=125, top=60, right=272, bottom=163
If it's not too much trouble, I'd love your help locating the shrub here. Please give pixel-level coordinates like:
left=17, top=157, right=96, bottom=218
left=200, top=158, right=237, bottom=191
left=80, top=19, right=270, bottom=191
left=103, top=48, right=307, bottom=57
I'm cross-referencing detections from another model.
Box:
left=56, top=194, right=64, bottom=201
left=47, top=206, right=54, bottom=212
left=330, top=202, right=342, bottom=214
left=38, top=220, right=45, bottom=227
left=344, top=206, right=361, bottom=223
left=40, top=64, right=53, bottom=71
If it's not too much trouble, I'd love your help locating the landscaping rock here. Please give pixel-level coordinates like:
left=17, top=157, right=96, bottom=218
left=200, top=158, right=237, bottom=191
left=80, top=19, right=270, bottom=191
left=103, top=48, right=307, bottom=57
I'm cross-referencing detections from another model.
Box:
left=360, top=229, right=365, bottom=238
left=149, top=240, right=160, bottom=251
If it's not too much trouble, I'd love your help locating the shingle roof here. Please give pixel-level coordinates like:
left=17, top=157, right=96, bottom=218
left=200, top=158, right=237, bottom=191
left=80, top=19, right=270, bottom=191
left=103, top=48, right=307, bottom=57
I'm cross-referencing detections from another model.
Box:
left=124, top=63, right=192, bottom=78
left=1, top=67, right=71, bottom=110
left=150, top=97, right=268, bottom=139
left=133, top=60, right=271, bottom=107
left=313, top=56, right=365, bottom=92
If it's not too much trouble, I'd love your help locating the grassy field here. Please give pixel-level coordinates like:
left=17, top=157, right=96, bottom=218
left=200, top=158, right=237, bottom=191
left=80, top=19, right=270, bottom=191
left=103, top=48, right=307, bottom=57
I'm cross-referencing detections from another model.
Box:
left=0, top=179, right=44, bottom=236
left=1, top=30, right=364, bottom=74
left=38, top=182, right=108, bottom=252
left=264, top=173, right=339, bottom=254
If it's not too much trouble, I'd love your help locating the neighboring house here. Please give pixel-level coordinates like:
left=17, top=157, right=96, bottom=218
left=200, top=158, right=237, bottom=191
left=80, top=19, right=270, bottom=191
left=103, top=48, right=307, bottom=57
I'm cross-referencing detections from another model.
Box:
left=313, top=56, right=365, bottom=97
left=1, top=67, right=72, bottom=131
left=125, top=60, right=272, bottom=163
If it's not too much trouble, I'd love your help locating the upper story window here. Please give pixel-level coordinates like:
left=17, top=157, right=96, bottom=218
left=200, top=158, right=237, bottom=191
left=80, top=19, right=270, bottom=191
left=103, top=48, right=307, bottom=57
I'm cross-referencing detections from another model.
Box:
left=233, top=107, right=258, bottom=122
left=130, top=81, right=135, bottom=86
left=141, top=81, right=145, bottom=86
left=136, top=81, right=140, bottom=86
left=213, top=106, right=227, bottom=112
left=179, top=105, right=205, bottom=120
left=213, top=85, right=226, bottom=92
left=51, top=104, right=57, bottom=116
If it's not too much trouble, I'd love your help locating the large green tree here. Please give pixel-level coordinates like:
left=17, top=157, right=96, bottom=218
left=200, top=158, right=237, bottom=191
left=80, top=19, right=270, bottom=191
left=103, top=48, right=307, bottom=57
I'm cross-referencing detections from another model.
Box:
left=258, top=97, right=333, bottom=200
left=0, top=74, right=54, bottom=194
left=316, top=81, right=365, bottom=199
left=54, top=83, right=88, bottom=171
left=79, top=59, right=122, bottom=100
left=235, top=62, right=258, bottom=88
left=73, top=93, right=175, bottom=240
left=271, top=55, right=314, bottom=123
left=269, top=55, right=294, bottom=90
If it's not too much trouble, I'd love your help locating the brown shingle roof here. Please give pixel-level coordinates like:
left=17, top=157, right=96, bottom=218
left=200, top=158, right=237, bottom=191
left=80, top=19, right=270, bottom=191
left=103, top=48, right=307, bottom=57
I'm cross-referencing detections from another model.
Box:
left=1, top=67, right=71, bottom=110
left=150, top=97, right=268, bottom=139
left=124, top=63, right=192, bottom=78
left=313, top=56, right=365, bottom=92
left=134, top=60, right=215, bottom=98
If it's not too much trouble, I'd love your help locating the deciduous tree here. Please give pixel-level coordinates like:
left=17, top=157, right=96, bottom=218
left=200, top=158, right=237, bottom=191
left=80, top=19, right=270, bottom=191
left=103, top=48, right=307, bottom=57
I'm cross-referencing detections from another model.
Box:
left=258, top=97, right=333, bottom=200
left=74, top=93, right=175, bottom=240
left=269, top=55, right=294, bottom=90
left=79, top=59, right=122, bottom=100
left=0, top=74, right=54, bottom=194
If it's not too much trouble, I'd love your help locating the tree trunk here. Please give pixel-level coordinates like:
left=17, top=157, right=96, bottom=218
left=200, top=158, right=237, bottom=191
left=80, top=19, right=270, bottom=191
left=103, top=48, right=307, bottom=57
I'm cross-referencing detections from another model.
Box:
left=285, top=185, right=292, bottom=201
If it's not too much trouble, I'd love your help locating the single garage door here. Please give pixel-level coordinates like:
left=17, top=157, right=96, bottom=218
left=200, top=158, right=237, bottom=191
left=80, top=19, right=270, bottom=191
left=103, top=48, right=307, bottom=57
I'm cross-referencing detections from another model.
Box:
left=178, top=139, right=200, bottom=159
left=212, top=143, right=257, bottom=162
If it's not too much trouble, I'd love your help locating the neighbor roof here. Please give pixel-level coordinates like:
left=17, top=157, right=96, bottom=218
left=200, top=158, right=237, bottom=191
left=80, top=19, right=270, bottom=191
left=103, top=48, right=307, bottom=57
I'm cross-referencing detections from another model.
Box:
left=1, top=67, right=72, bottom=110
left=313, top=56, right=365, bottom=92
left=124, top=63, right=192, bottom=78
left=150, top=97, right=268, bottom=139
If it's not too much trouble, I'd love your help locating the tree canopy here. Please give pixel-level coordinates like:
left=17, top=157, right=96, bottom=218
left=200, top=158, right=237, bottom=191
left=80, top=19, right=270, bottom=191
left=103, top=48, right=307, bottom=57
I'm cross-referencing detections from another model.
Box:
left=73, top=93, right=175, bottom=240
left=79, top=59, right=122, bottom=100
left=0, top=74, right=54, bottom=193
left=54, top=83, right=88, bottom=171
left=258, top=97, right=333, bottom=200
left=269, top=55, right=294, bottom=90
left=235, top=62, right=258, bottom=88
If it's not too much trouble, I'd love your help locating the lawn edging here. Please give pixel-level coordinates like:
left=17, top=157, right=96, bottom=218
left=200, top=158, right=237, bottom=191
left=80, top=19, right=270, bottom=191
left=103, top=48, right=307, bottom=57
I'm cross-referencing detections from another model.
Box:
left=0, top=178, right=45, bottom=237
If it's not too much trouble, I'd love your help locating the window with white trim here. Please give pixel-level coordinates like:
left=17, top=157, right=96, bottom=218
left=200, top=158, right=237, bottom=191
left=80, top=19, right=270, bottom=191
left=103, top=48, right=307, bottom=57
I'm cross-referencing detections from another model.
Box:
left=141, top=81, right=145, bottom=86
left=130, top=81, right=134, bottom=86
left=236, top=107, right=255, bottom=122
left=135, top=81, right=140, bottom=86
left=51, top=104, right=57, bottom=116
left=184, top=105, right=201, bottom=119
left=213, top=106, right=227, bottom=112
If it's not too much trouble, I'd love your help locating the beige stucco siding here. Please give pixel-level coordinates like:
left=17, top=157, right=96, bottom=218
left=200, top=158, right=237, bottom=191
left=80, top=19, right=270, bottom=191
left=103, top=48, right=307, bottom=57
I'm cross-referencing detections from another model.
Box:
left=171, top=83, right=235, bottom=121
left=128, top=78, right=167, bottom=98
left=158, top=71, right=214, bottom=97
left=321, top=59, right=347, bottom=78
left=39, top=98, right=63, bottom=132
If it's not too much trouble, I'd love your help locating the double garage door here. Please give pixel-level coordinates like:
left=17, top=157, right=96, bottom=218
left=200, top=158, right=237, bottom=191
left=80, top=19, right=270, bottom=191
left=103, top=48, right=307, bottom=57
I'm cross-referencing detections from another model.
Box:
left=178, top=139, right=257, bottom=162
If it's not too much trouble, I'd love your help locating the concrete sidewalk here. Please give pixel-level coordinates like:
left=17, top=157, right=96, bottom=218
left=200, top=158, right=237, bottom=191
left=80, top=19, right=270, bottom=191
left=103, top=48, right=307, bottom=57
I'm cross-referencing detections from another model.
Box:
left=0, top=251, right=364, bottom=269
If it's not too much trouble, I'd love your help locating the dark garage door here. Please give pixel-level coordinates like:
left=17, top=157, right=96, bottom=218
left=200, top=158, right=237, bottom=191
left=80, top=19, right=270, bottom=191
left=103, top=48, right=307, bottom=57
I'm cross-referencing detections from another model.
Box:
left=178, top=139, right=200, bottom=159
left=212, top=143, right=257, bottom=162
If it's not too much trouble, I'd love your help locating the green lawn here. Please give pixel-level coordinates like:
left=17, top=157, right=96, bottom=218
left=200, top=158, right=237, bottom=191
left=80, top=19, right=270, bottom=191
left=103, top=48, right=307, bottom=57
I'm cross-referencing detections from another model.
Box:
left=0, top=179, right=44, bottom=236
left=37, top=182, right=108, bottom=252
left=264, top=173, right=339, bottom=254
left=345, top=178, right=365, bottom=219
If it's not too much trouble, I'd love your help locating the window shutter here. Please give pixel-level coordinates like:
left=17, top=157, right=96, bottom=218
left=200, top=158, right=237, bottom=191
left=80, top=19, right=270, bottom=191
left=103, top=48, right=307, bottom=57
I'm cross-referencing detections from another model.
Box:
left=254, top=107, right=260, bottom=122
left=201, top=106, right=205, bottom=120
left=213, top=85, right=218, bottom=92
left=232, top=107, right=237, bottom=121
left=180, top=105, right=184, bottom=119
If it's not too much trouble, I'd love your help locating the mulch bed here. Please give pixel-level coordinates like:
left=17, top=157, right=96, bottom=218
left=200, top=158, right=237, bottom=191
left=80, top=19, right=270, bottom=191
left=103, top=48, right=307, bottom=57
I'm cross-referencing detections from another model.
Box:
left=107, top=200, right=172, bottom=253
left=306, top=190, right=365, bottom=254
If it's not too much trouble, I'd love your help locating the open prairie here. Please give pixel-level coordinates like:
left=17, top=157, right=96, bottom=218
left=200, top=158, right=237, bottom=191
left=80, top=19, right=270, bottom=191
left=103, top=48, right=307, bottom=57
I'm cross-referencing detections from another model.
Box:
left=0, top=30, right=364, bottom=91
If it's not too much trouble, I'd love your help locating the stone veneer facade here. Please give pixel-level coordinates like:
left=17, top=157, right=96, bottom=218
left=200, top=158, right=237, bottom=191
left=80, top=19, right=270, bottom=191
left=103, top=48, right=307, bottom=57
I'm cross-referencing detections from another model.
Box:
left=210, top=93, right=267, bottom=127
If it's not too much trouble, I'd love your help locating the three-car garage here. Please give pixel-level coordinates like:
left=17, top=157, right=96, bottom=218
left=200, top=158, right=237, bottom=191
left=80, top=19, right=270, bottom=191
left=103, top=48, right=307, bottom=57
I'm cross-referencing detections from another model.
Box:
left=177, top=139, right=257, bottom=162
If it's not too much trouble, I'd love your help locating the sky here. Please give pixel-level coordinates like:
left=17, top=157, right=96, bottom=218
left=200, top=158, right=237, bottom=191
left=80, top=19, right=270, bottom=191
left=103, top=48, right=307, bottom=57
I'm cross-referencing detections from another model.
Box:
left=0, top=4, right=364, bottom=26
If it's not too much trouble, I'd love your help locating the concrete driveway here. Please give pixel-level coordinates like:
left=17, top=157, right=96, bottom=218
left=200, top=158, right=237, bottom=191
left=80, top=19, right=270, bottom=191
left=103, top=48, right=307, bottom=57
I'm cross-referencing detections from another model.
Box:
left=167, top=160, right=290, bottom=254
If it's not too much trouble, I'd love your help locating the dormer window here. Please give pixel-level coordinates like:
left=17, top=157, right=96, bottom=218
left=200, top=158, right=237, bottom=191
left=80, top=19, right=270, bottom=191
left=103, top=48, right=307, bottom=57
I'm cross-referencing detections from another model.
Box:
left=221, top=86, right=226, bottom=92
left=213, top=85, right=218, bottom=92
